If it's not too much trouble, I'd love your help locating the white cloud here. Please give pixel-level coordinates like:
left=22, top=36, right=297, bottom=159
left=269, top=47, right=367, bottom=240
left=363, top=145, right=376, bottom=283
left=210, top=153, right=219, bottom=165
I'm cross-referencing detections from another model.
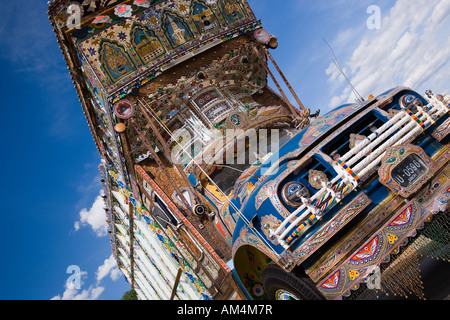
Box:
left=96, top=255, right=121, bottom=284
left=51, top=255, right=122, bottom=300
left=74, top=192, right=108, bottom=237
left=51, top=285, right=105, bottom=301
left=51, top=270, right=105, bottom=300
left=326, top=63, right=347, bottom=84
left=326, top=0, right=450, bottom=108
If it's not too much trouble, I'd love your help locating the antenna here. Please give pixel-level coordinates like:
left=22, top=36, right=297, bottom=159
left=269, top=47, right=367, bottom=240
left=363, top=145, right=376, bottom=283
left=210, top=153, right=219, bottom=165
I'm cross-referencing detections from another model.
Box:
left=322, top=38, right=364, bottom=103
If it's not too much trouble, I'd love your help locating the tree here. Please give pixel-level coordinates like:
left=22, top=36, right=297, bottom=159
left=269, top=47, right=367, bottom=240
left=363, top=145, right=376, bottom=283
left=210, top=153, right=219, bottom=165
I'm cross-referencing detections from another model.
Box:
left=121, top=289, right=138, bottom=300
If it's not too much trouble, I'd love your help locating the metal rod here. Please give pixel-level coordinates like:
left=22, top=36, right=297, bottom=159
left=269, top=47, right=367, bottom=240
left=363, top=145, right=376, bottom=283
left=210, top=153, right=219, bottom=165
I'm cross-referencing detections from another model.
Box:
left=264, top=47, right=306, bottom=112
left=129, top=201, right=136, bottom=290
left=252, top=45, right=300, bottom=117
left=137, top=99, right=201, bottom=205
left=170, top=268, right=183, bottom=300
left=130, top=119, right=193, bottom=215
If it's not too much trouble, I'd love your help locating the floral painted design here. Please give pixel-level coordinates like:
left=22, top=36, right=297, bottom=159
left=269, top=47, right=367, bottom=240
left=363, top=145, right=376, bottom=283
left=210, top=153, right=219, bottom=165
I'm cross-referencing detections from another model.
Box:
left=114, top=4, right=133, bottom=18
left=87, top=48, right=96, bottom=56
left=242, top=272, right=265, bottom=298
left=133, top=0, right=151, bottom=8
left=149, top=16, right=159, bottom=25
left=118, top=31, right=127, bottom=41
left=92, top=15, right=112, bottom=24
left=178, top=4, right=189, bottom=14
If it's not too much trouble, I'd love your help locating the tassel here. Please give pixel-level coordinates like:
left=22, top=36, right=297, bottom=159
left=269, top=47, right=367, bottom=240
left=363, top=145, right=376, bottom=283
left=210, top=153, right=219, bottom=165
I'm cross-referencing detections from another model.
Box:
left=417, top=213, right=450, bottom=261
left=343, top=213, right=448, bottom=300
left=380, top=242, right=425, bottom=299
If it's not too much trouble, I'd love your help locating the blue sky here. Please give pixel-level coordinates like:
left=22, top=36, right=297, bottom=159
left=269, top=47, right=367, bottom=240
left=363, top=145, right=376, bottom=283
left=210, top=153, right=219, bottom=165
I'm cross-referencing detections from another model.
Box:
left=0, top=0, right=448, bottom=300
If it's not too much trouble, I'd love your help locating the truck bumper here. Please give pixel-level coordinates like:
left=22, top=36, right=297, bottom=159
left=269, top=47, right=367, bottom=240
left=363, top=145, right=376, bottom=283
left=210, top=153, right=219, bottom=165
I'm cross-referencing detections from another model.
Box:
left=311, top=162, right=449, bottom=300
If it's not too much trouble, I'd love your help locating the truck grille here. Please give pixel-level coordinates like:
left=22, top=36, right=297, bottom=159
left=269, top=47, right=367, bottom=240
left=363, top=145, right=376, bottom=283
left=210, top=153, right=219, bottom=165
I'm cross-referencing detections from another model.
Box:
left=297, top=157, right=337, bottom=191
left=271, top=92, right=449, bottom=249
left=322, top=112, right=386, bottom=161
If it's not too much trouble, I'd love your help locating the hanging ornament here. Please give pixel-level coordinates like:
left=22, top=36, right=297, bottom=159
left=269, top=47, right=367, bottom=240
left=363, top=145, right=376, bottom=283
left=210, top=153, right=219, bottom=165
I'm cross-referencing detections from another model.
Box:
left=114, top=123, right=127, bottom=133
left=380, top=243, right=425, bottom=299
left=416, top=214, right=450, bottom=261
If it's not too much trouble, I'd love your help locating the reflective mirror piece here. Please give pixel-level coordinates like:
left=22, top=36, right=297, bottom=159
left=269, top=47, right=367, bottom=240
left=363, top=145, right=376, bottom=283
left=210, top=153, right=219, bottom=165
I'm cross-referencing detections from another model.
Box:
left=309, top=170, right=328, bottom=190
left=114, top=100, right=135, bottom=119
left=254, top=29, right=270, bottom=44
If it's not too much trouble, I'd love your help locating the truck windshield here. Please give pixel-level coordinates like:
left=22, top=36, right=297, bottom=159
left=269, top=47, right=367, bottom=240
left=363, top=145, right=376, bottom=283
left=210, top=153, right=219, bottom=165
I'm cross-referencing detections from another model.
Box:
left=208, top=128, right=294, bottom=195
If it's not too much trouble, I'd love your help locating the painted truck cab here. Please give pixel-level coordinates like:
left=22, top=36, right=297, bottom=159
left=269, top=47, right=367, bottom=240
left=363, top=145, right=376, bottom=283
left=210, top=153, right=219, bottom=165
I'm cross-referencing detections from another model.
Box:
left=50, top=0, right=448, bottom=300
left=203, top=86, right=449, bottom=300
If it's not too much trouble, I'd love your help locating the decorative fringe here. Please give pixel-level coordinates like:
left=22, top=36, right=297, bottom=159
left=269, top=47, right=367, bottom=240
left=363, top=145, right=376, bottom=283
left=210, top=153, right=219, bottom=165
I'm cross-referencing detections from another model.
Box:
left=344, top=213, right=449, bottom=300
left=377, top=213, right=449, bottom=299
left=379, top=242, right=425, bottom=299
left=415, top=213, right=450, bottom=262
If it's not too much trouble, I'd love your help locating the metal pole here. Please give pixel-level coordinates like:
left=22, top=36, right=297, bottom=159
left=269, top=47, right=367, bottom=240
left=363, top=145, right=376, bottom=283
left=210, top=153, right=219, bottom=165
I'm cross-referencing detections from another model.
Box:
left=137, top=100, right=201, bottom=205
left=252, top=45, right=300, bottom=117
left=130, top=119, right=193, bottom=215
left=128, top=201, right=135, bottom=289
left=264, top=47, right=307, bottom=112
left=170, top=268, right=183, bottom=300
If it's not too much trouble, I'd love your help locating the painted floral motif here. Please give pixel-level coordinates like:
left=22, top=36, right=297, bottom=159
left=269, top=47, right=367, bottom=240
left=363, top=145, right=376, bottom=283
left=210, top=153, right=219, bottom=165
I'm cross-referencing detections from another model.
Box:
left=321, top=271, right=340, bottom=289
left=387, top=233, right=398, bottom=244
left=114, top=4, right=133, bottom=18
left=134, top=0, right=151, bottom=8
left=389, top=206, right=412, bottom=226
left=92, top=15, right=112, bottom=24
left=118, top=31, right=127, bottom=41
left=87, top=47, right=96, bottom=56
left=178, top=3, right=189, bottom=14
left=348, top=269, right=359, bottom=280
left=351, top=236, right=378, bottom=261
left=149, top=16, right=159, bottom=25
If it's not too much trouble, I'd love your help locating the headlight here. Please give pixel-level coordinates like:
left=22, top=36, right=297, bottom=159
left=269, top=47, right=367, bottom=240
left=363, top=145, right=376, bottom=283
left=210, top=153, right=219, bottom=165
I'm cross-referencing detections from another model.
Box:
left=399, top=94, right=423, bottom=113
left=281, top=182, right=310, bottom=207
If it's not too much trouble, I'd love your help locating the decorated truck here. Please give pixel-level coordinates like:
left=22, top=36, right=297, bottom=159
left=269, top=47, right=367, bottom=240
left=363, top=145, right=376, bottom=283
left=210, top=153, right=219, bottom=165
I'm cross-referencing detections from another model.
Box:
left=218, top=87, right=450, bottom=300
left=48, top=0, right=449, bottom=300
